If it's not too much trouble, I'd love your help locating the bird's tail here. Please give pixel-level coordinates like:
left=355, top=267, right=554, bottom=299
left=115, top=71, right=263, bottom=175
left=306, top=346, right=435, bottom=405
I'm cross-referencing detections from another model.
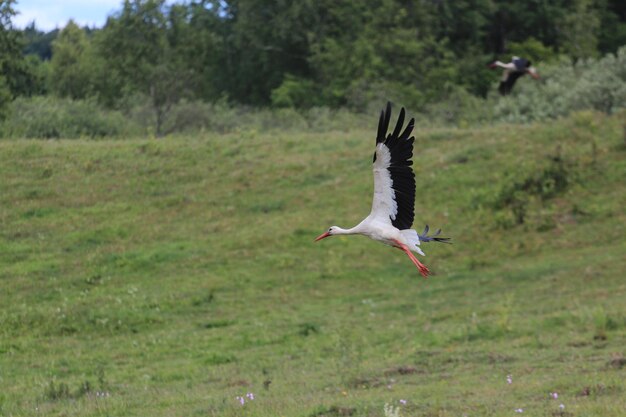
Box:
left=418, top=225, right=452, bottom=244
left=400, top=229, right=425, bottom=256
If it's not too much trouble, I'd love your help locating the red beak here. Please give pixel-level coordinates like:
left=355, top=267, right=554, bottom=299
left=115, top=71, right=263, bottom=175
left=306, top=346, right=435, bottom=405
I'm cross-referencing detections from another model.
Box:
left=314, top=232, right=331, bottom=242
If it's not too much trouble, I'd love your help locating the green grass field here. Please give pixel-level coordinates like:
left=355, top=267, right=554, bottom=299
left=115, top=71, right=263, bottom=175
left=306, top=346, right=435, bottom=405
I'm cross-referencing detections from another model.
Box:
left=1, top=110, right=625, bottom=417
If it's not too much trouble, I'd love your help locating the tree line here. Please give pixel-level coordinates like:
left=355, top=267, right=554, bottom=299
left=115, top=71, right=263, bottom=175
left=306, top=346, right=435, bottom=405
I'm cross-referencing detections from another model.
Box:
left=1, top=0, right=625, bottom=135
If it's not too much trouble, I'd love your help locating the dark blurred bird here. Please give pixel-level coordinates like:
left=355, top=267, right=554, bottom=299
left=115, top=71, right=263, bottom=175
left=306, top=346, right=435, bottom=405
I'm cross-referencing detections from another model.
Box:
left=489, top=56, right=540, bottom=95
left=315, top=102, right=450, bottom=278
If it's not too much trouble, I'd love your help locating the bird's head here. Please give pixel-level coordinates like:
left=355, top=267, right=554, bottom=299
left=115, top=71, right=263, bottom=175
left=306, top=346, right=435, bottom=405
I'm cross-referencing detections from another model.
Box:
left=315, top=226, right=338, bottom=242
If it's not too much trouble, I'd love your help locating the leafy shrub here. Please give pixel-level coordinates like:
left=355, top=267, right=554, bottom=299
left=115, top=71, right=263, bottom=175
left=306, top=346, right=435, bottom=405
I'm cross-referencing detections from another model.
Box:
left=422, top=86, right=493, bottom=127
left=161, top=99, right=306, bottom=134
left=490, top=152, right=573, bottom=227
left=162, top=99, right=365, bottom=134
left=303, top=106, right=368, bottom=132
left=271, top=74, right=319, bottom=108
left=0, top=96, right=370, bottom=138
left=0, top=96, right=141, bottom=138
left=0, top=75, right=12, bottom=121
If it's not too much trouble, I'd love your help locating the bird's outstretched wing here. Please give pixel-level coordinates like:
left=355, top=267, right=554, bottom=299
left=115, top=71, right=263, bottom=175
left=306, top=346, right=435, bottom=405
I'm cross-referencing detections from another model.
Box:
left=369, top=102, right=416, bottom=230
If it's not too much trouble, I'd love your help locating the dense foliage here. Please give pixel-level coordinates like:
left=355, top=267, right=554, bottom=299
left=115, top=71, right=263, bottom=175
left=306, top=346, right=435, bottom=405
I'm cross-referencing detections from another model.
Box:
left=1, top=0, right=625, bottom=135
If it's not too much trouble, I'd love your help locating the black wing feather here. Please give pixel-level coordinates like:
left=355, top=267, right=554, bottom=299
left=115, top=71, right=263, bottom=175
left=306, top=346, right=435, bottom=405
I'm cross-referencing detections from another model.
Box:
left=377, top=102, right=391, bottom=144
left=374, top=102, right=416, bottom=230
left=390, top=107, right=405, bottom=139
left=373, top=102, right=393, bottom=162
left=512, top=58, right=530, bottom=71
left=498, top=71, right=525, bottom=95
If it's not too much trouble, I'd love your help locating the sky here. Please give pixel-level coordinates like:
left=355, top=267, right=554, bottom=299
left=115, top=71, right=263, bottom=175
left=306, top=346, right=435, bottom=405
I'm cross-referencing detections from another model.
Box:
left=13, top=0, right=159, bottom=31
left=13, top=0, right=121, bottom=30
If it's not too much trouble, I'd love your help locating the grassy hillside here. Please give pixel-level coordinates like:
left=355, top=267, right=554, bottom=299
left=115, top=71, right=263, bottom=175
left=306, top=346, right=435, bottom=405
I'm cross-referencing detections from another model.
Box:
left=0, top=110, right=625, bottom=417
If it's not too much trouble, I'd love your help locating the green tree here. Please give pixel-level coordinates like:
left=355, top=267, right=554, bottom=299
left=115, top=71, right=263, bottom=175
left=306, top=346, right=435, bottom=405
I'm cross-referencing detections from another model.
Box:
left=0, top=0, right=38, bottom=118
left=183, top=1, right=238, bottom=102
left=220, top=0, right=316, bottom=105
left=22, top=22, right=58, bottom=60
left=49, top=21, right=95, bottom=99
left=560, top=0, right=600, bottom=60
left=97, top=0, right=195, bottom=135
left=430, top=0, right=493, bottom=56
left=307, top=0, right=458, bottom=110
left=596, top=0, right=626, bottom=54
left=488, top=0, right=569, bottom=53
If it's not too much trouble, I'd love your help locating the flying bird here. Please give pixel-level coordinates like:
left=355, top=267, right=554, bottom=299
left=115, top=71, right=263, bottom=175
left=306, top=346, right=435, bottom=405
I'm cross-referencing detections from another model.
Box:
left=489, top=56, right=540, bottom=95
left=315, top=102, right=450, bottom=278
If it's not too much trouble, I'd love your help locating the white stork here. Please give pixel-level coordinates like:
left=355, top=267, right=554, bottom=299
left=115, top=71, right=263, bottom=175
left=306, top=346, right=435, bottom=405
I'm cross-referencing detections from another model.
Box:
left=489, top=56, right=540, bottom=95
left=315, top=102, right=450, bottom=278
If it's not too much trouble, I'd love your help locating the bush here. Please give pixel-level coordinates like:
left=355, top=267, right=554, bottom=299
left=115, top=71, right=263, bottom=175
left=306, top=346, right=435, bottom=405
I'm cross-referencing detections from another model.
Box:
left=160, top=100, right=308, bottom=134
left=422, top=86, right=493, bottom=127
left=489, top=152, right=574, bottom=228
left=271, top=75, right=319, bottom=108
left=162, top=100, right=365, bottom=134
left=0, top=75, right=11, bottom=122
left=0, top=96, right=369, bottom=138
left=0, top=96, right=141, bottom=139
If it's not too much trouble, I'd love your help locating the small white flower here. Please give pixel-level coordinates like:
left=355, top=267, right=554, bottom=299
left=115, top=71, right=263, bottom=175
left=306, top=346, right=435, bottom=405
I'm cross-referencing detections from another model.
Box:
left=515, top=408, right=524, bottom=413
left=399, top=399, right=407, bottom=405
left=246, top=392, right=255, bottom=400
left=559, top=404, right=565, bottom=410
left=550, top=392, right=558, bottom=399
left=507, top=375, right=513, bottom=384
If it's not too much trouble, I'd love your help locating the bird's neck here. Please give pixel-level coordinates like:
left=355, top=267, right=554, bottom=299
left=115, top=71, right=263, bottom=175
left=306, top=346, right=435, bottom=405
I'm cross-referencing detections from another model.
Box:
left=494, top=61, right=513, bottom=69
left=333, top=226, right=361, bottom=235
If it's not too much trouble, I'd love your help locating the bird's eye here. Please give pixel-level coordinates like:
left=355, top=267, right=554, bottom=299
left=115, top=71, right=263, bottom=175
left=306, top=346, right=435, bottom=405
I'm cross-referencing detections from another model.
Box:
left=328, top=228, right=332, bottom=233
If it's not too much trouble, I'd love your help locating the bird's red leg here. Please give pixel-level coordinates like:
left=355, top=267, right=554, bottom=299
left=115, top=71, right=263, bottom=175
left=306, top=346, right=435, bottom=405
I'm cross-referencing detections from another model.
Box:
left=393, top=240, right=430, bottom=278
